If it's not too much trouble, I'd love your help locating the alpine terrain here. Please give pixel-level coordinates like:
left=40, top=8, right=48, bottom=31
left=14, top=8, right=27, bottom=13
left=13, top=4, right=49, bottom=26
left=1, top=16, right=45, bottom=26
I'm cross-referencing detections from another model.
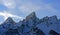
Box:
left=0, top=12, right=60, bottom=35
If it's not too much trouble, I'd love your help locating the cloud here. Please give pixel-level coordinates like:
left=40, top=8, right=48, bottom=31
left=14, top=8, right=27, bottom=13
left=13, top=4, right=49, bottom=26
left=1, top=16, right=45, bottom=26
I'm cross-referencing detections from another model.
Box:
left=18, top=0, right=57, bottom=14
left=0, top=0, right=58, bottom=19
left=19, top=3, right=40, bottom=13
left=0, top=11, right=23, bottom=20
left=1, top=0, right=57, bottom=13
left=0, top=0, right=2, bottom=4
left=2, top=0, right=16, bottom=9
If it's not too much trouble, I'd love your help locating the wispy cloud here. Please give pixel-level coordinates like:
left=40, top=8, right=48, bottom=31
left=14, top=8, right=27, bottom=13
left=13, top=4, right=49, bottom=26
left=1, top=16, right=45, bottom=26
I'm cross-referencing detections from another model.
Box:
left=0, top=11, right=23, bottom=20
left=2, top=0, right=16, bottom=9
left=0, top=0, right=58, bottom=19
left=18, top=0, right=57, bottom=14
left=0, top=0, right=57, bottom=13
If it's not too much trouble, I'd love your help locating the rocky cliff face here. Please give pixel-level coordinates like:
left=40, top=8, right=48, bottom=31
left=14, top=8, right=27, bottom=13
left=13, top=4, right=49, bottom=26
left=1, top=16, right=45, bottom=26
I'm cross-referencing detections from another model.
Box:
left=0, top=12, right=60, bottom=35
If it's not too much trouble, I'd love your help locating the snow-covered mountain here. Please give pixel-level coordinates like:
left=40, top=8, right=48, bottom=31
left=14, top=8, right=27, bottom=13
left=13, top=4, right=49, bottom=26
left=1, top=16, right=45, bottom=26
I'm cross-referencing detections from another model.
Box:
left=0, top=12, right=60, bottom=35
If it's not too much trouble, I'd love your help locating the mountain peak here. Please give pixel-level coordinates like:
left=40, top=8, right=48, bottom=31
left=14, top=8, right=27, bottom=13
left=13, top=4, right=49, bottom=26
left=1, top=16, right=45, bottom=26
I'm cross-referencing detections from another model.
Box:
left=49, top=15, right=57, bottom=20
left=4, top=17, right=15, bottom=24
left=50, top=15, right=57, bottom=18
left=26, top=12, right=37, bottom=20
left=6, top=17, right=13, bottom=21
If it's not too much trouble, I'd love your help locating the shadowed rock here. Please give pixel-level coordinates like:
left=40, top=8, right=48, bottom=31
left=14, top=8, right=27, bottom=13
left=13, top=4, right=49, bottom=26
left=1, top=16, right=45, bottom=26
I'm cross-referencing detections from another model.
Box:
left=4, top=28, right=20, bottom=35
left=49, top=30, right=60, bottom=35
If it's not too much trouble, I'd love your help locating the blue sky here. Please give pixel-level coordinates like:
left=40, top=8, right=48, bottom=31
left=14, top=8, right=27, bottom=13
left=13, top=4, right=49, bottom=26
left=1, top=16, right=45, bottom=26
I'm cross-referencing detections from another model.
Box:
left=0, top=0, right=60, bottom=23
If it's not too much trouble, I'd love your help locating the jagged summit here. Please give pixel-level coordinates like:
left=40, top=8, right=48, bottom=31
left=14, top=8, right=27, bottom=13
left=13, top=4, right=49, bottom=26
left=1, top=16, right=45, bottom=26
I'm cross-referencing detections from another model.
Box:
left=42, top=16, right=49, bottom=20
left=26, top=12, right=37, bottom=20
left=4, top=17, right=15, bottom=24
left=49, top=15, right=57, bottom=19
left=6, top=17, right=13, bottom=21
left=0, top=12, right=60, bottom=35
left=50, top=15, right=57, bottom=18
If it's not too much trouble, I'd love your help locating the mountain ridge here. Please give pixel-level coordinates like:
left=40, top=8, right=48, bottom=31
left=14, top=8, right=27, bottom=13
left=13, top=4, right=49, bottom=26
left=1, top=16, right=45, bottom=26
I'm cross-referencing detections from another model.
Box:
left=0, top=12, right=60, bottom=35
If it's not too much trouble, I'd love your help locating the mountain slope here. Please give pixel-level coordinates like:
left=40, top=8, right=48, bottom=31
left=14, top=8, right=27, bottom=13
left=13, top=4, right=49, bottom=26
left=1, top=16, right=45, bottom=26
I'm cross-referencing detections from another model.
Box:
left=0, top=12, right=60, bottom=35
